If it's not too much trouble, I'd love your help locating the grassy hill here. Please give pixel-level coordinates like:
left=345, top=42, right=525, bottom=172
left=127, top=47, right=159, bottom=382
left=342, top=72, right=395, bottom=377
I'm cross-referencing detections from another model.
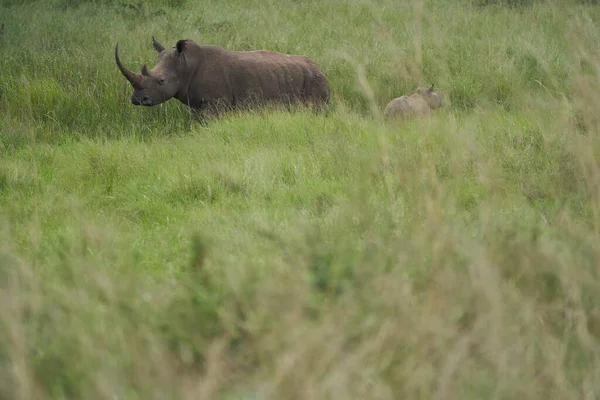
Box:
left=2, top=0, right=600, bottom=398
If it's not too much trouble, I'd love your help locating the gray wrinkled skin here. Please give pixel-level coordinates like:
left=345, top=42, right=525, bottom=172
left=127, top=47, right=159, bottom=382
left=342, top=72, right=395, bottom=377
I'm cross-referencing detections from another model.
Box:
left=384, top=84, right=443, bottom=121
left=115, top=37, right=330, bottom=121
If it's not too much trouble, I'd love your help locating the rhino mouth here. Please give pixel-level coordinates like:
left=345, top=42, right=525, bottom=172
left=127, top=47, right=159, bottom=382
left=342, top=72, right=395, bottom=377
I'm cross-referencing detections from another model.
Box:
left=131, top=94, right=154, bottom=106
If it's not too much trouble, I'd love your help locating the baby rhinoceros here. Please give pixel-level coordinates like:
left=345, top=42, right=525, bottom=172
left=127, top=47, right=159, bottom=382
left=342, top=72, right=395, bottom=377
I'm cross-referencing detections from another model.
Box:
left=384, top=84, right=443, bottom=121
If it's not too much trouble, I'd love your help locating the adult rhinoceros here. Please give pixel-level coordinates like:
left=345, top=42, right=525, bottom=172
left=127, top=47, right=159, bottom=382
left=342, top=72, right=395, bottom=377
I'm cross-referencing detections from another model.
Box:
left=115, top=37, right=330, bottom=120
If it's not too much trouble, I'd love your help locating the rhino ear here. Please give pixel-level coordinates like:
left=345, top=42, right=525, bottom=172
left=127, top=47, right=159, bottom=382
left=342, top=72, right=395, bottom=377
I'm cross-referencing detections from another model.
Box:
left=429, top=83, right=435, bottom=91
left=176, top=39, right=188, bottom=53
left=141, top=64, right=150, bottom=76
left=152, top=36, right=165, bottom=53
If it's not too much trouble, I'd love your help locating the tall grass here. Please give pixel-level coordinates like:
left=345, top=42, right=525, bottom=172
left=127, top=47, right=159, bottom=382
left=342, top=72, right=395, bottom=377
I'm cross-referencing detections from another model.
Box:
left=2, top=0, right=600, bottom=398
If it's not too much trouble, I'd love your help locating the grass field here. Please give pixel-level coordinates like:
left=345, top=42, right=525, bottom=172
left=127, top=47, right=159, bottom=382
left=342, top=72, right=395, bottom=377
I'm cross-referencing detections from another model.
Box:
left=2, top=0, right=600, bottom=398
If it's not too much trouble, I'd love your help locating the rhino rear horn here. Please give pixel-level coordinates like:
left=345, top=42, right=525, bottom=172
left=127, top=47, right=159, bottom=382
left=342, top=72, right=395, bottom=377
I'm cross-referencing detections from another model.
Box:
left=115, top=43, right=143, bottom=90
left=152, top=36, right=165, bottom=53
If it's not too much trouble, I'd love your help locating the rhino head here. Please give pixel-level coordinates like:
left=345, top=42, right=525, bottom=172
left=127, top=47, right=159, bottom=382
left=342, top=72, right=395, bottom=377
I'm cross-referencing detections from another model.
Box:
left=415, top=84, right=443, bottom=109
left=115, top=37, right=188, bottom=106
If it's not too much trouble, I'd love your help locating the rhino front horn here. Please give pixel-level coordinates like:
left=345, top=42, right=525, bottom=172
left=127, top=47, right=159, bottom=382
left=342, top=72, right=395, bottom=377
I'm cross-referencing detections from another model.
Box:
left=115, top=43, right=143, bottom=90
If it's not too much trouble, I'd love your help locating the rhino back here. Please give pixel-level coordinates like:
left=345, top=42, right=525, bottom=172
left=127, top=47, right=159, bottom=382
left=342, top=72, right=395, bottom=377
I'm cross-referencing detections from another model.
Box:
left=384, top=96, right=411, bottom=119
left=384, top=95, right=431, bottom=120
left=226, top=51, right=312, bottom=104
left=184, top=46, right=328, bottom=111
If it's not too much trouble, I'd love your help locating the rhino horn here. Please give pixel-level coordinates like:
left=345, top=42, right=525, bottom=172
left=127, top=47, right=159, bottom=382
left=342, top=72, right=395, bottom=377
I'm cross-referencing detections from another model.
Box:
left=115, top=43, right=143, bottom=90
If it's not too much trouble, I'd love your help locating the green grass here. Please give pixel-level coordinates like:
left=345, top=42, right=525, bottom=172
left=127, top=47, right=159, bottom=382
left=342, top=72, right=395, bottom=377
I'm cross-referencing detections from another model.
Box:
left=3, top=0, right=600, bottom=398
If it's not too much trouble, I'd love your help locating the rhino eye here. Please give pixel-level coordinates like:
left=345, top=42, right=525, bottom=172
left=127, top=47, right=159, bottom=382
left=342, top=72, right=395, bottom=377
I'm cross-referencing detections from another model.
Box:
left=158, top=77, right=165, bottom=85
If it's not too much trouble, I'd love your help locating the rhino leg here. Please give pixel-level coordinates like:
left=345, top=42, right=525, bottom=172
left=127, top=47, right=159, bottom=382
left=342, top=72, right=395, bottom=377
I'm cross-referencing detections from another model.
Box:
left=190, top=99, right=231, bottom=125
left=190, top=108, right=209, bottom=126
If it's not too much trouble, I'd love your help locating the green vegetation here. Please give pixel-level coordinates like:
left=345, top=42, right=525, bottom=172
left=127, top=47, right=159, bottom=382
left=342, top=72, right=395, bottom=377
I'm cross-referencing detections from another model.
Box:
left=2, top=0, right=600, bottom=398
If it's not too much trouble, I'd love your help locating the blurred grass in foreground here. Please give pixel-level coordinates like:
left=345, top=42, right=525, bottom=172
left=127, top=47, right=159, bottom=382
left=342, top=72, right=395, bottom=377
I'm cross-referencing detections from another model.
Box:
left=2, top=0, right=600, bottom=398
